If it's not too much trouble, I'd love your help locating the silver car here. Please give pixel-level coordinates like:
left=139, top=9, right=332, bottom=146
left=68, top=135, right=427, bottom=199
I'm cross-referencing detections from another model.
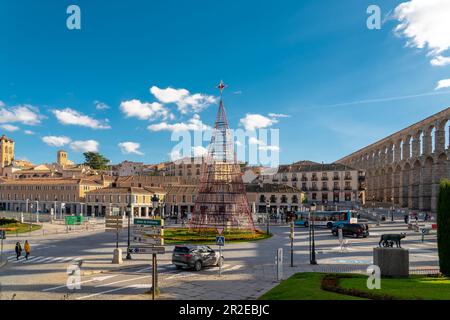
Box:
left=172, top=245, right=224, bottom=271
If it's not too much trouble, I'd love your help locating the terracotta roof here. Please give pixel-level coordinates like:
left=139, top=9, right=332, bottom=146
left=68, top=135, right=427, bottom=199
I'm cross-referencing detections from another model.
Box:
left=0, top=178, right=102, bottom=186
left=85, top=187, right=154, bottom=195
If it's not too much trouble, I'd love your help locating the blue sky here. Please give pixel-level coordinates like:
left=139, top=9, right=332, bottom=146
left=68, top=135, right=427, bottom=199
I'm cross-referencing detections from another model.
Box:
left=1, top=0, right=450, bottom=166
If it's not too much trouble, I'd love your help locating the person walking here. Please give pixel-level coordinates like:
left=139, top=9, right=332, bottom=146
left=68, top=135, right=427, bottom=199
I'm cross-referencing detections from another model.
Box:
left=15, top=242, right=22, bottom=260
left=24, top=240, right=31, bottom=260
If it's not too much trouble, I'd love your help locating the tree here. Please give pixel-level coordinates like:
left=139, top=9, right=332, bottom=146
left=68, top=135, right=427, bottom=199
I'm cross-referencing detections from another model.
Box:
left=83, top=152, right=110, bottom=170
left=437, top=179, right=450, bottom=276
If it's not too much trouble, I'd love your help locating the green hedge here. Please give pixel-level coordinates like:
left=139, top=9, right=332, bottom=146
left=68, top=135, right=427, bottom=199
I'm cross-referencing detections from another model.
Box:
left=437, top=179, right=450, bottom=276
left=0, top=218, right=18, bottom=226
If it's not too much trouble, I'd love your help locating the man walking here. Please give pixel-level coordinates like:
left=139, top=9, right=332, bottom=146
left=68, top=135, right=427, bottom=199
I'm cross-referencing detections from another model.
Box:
left=24, top=240, right=31, bottom=260
left=15, top=241, right=22, bottom=260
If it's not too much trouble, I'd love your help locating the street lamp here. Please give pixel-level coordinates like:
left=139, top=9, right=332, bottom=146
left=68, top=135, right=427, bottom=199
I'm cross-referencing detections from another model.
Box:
left=265, top=200, right=270, bottom=235
left=126, top=202, right=132, bottom=260
left=310, top=202, right=317, bottom=265
left=151, top=195, right=159, bottom=217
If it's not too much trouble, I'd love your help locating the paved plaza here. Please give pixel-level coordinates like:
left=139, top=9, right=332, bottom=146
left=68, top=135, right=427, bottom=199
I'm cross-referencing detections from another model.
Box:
left=0, top=220, right=438, bottom=300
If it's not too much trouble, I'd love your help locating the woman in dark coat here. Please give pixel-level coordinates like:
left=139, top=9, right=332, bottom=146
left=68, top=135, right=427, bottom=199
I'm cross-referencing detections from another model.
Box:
left=15, top=242, right=22, bottom=260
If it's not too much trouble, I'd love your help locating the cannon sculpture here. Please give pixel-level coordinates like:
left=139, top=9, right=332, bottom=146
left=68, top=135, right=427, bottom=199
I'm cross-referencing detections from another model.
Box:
left=378, top=233, right=406, bottom=248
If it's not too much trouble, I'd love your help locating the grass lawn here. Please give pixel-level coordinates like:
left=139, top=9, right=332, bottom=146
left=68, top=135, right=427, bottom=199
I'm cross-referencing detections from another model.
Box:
left=1, top=222, right=42, bottom=235
left=164, top=228, right=271, bottom=244
left=259, top=273, right=366, bottom=300
left=339, top=275, right=450, bottom=300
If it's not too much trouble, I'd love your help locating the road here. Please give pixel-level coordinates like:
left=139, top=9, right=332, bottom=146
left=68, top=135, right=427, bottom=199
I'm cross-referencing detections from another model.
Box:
left=0, top=220, right=439, bottom=300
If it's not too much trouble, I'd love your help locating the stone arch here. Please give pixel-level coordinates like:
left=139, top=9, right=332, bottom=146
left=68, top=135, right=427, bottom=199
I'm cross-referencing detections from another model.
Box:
left=411, top=160, right=421, bottom=210
left=393, top=165, right=402, bottom=205
left=401, top=162, right=411, bottom=208
left=386, top=167, right=394, bottom=203
left=421, top=156, right=434, bottom=211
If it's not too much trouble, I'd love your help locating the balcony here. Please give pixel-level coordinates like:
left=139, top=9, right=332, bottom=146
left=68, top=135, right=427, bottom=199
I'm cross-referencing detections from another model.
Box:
left=345, top=176, right=352, bottom=180
left=333, top=187, right=341, bottom=191
left=311, top=177, right=318, bottom=182
left=291, top=177, right=298, bottom=182
left=310, top=187, right=319, bottom=191
left=333, top=176, right=340, bottom=180
left=282, top=177, right=289, bottom=182
left=301, top=187, right=308, bottom=192
left=344, top=186, right=352, bottom=190
left=301, top=177, right=308, bottom=182
left=321, top=177, right=329, bottom=181
left=322, top=187, right=329, bottom=191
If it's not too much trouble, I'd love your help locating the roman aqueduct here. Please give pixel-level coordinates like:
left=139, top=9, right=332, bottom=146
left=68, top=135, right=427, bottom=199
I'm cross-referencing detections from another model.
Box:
left=337, top=107, right=450, bottom=213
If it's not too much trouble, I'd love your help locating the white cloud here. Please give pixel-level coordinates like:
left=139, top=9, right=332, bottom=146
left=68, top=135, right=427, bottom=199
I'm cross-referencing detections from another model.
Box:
left=148, top=114, right=211, bottom=132
left=394, top=0, right=450, bottom=65
left=52, top=108, right=111, bottom=129
left=120, top=99, right=171, bottom=121
left=0, top=124, right=20, bottom=132
left=431, top=55, right=450, bottom=67
left=436, top=79, right=450, bottom=90
left=24, top=130, right=35, bottom=135
left=240, top=114, right=278, bottom=131
left=94, top=100, right=110, bottom=110
left=0, top=101, right=5, bottom=107
left=248, top=136, right=280, bottom=152
left=42, top=136, right=72, bottom=147
left=0, top=104, right=43, bottom=125
left=150, top=86, right=217, bottom=114
left=70, top=140, right=99, bottom=153
left=118, top=142, right=144, bottom=156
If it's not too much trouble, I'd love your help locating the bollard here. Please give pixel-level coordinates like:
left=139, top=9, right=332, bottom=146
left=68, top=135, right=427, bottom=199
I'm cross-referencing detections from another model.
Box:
left=276, top=248, right=283, bottom=281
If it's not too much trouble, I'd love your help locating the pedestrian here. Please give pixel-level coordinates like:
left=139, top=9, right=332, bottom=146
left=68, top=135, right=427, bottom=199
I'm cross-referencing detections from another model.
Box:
left=404, top=214, right=409, bottom=224
left=15, top=241, right=22, bottom=260
left=24, top=240, right=31, bottom=260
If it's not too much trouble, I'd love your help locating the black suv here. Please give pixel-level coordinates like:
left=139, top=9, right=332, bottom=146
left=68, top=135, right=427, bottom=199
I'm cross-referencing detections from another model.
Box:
left=172, top=245, right=224, bottom=271
left=332, top=223, right=369, bottom=238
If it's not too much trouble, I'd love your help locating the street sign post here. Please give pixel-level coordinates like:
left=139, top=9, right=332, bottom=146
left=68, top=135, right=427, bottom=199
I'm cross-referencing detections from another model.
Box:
left=131, top=217, right=165, bottom=300
left=128, top=246, right=165, bottom=254
left=0, top=229, right=5, bottom=259
left=216, top=236, right=225, bottom=276
left=105, top=211, right=124, bottom=264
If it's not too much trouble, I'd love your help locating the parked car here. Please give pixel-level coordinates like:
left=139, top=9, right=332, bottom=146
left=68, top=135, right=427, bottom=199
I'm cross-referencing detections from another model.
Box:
left=332, top=223, right=369, bottom=238
left=172, top=245, right=224, bottom=271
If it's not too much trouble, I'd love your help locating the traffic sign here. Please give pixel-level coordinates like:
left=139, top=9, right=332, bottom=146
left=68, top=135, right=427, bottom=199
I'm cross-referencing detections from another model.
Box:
left=216, top=236, right=225, bottom=246
left=133, top=236, right=164, bottom=245
left=134, top=218, right=164, bottom=226
left=128, top=246, right=166, bottom=254
left=217, top=228, right=224, bottom=235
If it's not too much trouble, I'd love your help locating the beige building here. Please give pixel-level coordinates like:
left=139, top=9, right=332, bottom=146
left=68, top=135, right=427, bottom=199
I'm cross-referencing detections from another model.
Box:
left=0, top=135, right=14, bottom=174
left=84, top=186, right=166, bottom=217
left=164, top=183, right=305, bottom=218
left=260, top=161, right=365, bottom=207
left=0, top=178, right=104, bottom=214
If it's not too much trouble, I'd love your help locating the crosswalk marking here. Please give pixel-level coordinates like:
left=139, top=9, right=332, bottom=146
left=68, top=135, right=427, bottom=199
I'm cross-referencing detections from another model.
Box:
left=5, top=255, right=81, bottom=265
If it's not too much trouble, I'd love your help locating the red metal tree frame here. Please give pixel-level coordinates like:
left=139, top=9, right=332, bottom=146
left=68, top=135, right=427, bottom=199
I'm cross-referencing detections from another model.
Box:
left=190, top=81, right=255, bottom=232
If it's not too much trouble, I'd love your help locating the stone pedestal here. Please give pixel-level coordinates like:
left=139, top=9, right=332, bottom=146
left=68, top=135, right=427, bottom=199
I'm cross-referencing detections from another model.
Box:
left=373, top=247, right=409, bottom=277
left=112, top=248, right=123, bottom=264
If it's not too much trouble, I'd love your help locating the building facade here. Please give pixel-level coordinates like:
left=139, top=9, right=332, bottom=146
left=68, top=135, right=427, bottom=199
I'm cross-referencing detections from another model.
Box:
left=0, top=178, right=104, bottom=214
left=337, top=107, right=450, bottom=213
left=84, top=186, right=166, bottom=217
left=261, top=161, right=364, bottom=207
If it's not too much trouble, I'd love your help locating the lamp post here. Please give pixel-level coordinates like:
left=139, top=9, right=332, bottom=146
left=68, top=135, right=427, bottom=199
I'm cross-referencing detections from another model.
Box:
left=310, top=202, right=317, bottom=265
left=265, top=200, right=270, bottom=235
left=126, top=202, right=132, bottom=260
